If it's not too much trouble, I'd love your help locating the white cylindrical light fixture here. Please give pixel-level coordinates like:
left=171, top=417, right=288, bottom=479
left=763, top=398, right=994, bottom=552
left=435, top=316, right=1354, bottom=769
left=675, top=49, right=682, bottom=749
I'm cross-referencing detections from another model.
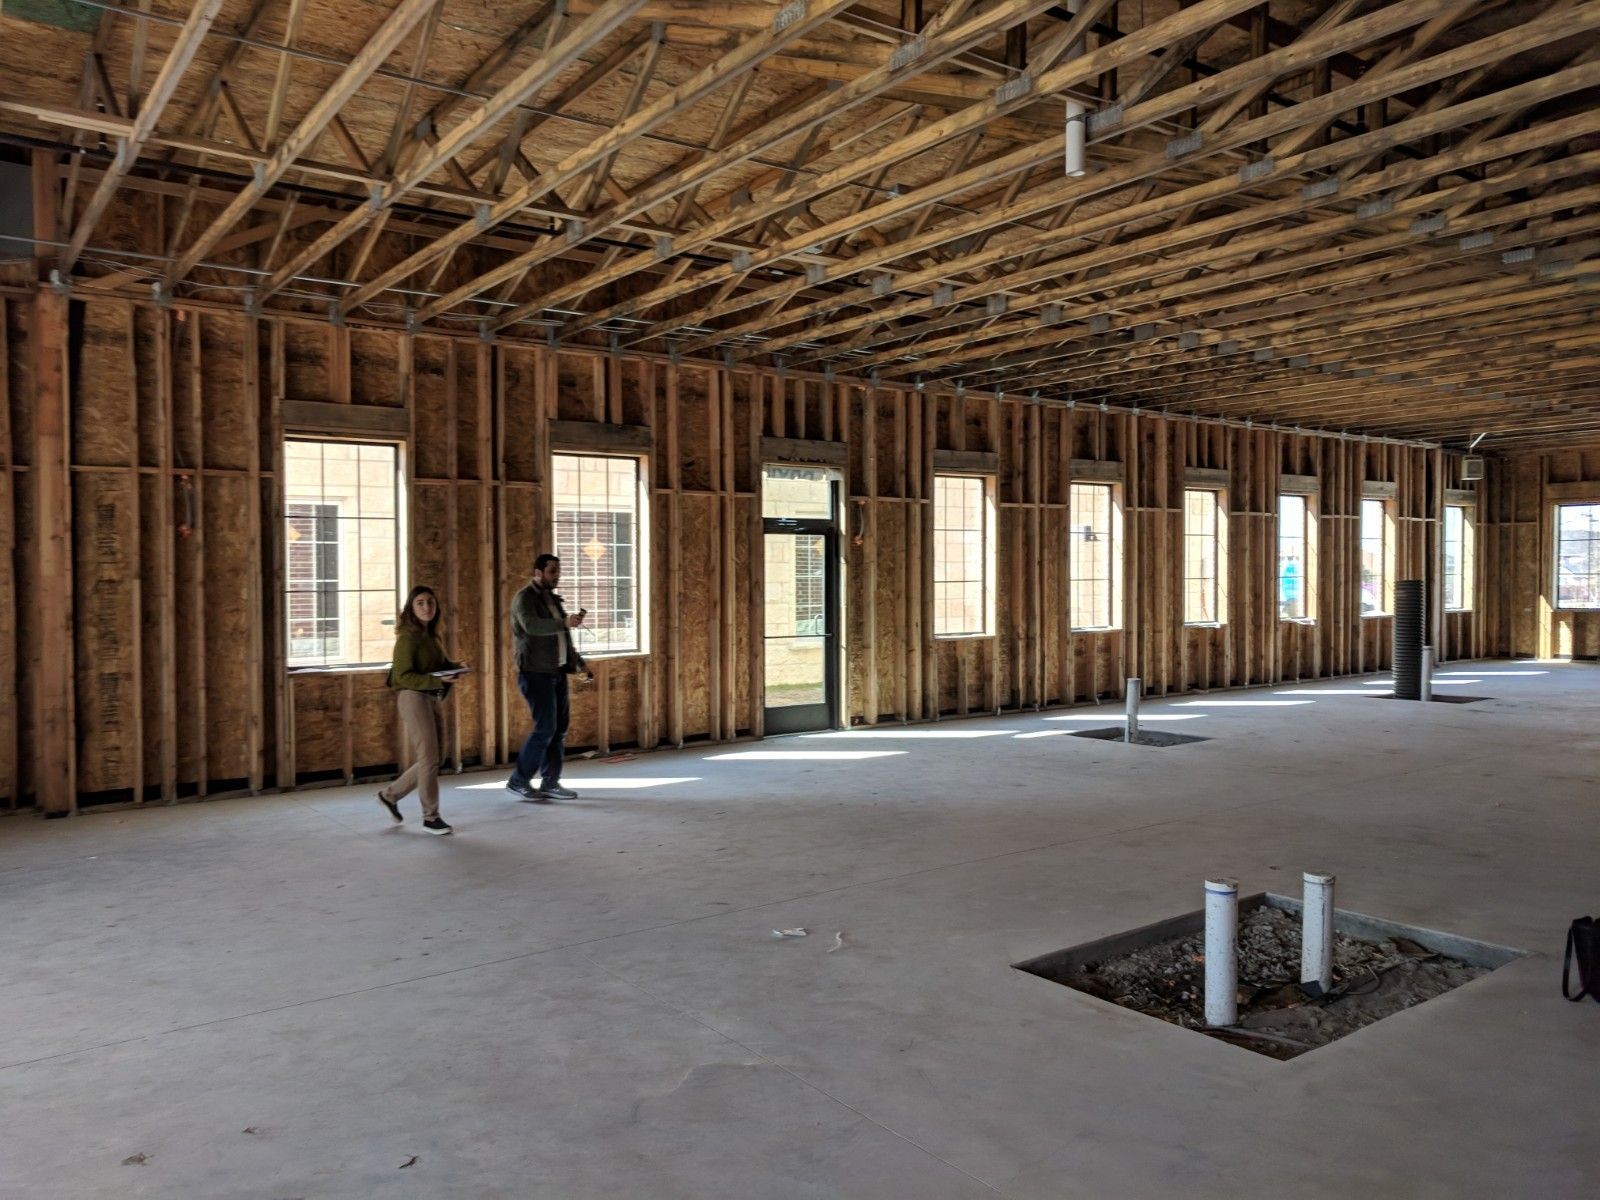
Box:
left=1124, top=676, right=1141, bottom=742
left=1420, top=646, right=1433, bottom=701
left=1300, top=871, right=1335, bottom=995
left=1204, top=877, right=1239, bottom=1027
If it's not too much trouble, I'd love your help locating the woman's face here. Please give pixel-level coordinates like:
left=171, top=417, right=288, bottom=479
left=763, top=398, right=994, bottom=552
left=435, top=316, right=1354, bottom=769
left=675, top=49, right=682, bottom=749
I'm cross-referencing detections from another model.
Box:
left=411, top=591, right=438, bottom=624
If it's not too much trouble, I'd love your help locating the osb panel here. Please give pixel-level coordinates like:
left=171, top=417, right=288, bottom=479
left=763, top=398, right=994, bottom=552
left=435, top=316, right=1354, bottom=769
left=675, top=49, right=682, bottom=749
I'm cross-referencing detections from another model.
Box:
left=676, top=367, right=713, bottom=493
left=501, top=345, right=541, bottom=483
left=456, top=344, right=483, bottom=482
left=138, top=473, right=169, bottom=792
left=677, top=493, right=715, bottom=738
left=132, top=306, right=166, bottom=469
left=202, top=475, right=254, bottom=783
left=5, top=300, right=32, bottom=466
left=608, top=660, right=642, bottom=748
left=351, top=330, right=402, bottom=408
left=411, top=336, right=451, bottom=479
left=872, top=501, right=905, bottom=717
left=556, top=352, right=596, bottom=422
left=291, top=674, right=345, bottom=777
left=284, top=323, right=331, bottom=405
left=200, top=312, right=253, bottom=472
left=732, top=496, right=756, bottom=730
left=73, top=300, right=136, bottom=468
left=73, top=473, right=138, bottom=793
left=351, top=672, right=398, bottom=772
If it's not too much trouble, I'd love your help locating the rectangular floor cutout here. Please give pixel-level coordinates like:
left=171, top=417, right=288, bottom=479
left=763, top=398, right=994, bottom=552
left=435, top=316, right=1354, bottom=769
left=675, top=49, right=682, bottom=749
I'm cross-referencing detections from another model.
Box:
left=1014, top=893, right=1524, bottom=1060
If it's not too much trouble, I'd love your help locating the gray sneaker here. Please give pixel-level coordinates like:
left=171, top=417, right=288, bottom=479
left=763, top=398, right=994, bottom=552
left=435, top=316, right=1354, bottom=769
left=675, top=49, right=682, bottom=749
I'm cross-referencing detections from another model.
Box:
left=541, top=784, right=578, bottom=800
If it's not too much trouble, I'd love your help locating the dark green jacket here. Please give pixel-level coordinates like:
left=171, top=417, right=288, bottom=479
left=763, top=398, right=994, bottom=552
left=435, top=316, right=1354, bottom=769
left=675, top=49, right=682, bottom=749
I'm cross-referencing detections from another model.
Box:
left=388, top=627, right=454, bottom=694
left=512, top=581, right=586, bottom=675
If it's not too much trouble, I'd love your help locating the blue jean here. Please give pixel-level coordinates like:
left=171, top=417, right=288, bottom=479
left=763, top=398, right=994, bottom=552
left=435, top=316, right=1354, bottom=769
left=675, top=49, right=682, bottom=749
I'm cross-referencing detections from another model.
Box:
left=511, top=671, right=569, bottom=788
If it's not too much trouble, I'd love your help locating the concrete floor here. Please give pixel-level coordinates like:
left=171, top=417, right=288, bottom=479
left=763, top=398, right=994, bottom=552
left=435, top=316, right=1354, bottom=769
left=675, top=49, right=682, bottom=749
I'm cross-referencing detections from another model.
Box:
left=3, top=661, right=1598, bottom=1198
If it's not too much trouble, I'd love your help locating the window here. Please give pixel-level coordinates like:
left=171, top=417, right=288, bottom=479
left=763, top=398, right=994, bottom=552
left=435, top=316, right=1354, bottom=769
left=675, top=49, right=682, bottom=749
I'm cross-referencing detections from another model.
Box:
left=284, top=439, right=404, bottom=669
left=1278, top=493, right=1315, bottom=621
left=1183, top=488, right=1225, bottom=624
left=1070, top=482, right=1120, bottom=630
left=1360, top=498, right=1391, bottom=616
left=793, top=535, right=826, bottom=635
left=552, top=453, right=648, bottom=655
left=1443, top=504, right=1473, bottom=612
left=1554, top=502, right=1600, bottom=610
left=933, top=473, right=994, bottom=636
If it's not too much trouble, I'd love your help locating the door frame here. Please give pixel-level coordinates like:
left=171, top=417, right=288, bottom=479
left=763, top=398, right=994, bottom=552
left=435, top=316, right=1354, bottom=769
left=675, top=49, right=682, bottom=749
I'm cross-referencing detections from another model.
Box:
left=759, top=467, right=845, bottom=735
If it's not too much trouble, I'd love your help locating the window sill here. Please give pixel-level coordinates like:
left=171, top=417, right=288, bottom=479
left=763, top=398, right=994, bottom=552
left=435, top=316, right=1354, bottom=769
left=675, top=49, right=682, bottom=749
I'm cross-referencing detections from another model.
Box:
left=1070, top=626, right=1122, bottom=634
left=935, top=633, right=994, bottom=642
left=288, top=664, right=390, bottom=676
left=1362, top=612, right=1392, bottom=620
left=581, top=651, right=650, bottom=663
left=1280, top=617, right=1317, bottom=626
left=1444, top=607, right=1473, bottom=615
left=1183, top=621, right=1226, bottom=629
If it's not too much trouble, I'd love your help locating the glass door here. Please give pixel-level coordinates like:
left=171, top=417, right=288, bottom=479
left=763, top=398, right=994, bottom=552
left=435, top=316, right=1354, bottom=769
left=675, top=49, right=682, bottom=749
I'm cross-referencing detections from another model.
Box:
left=761, top=466, right=839, bottom=735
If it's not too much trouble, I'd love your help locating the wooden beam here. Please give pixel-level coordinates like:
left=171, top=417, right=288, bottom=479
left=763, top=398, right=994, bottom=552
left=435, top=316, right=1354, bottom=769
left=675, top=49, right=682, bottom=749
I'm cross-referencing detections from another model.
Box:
left=31, top=290, right=75, bottom=815
left=60, top=0, right=227, bottom=274
left=258, top=0, right=636, bottom=300
left=164, top=0, right=439, bottom=286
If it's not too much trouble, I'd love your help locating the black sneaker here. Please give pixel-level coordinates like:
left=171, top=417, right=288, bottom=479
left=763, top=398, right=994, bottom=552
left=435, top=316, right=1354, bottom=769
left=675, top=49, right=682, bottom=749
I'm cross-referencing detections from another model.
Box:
left=507, top=779, right=549, bottom=803
left=541, top=784, right=578, bottom=800
left=422, top=817, right=453, bottom=836
left=377, top=791, right=402, bottom=823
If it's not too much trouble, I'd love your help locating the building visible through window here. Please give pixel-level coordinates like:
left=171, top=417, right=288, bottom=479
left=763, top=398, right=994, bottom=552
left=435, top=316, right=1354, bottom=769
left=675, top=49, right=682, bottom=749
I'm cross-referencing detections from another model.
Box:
left=1278, top=493, right=1312, bottom=620
left=1183, top=488, right=1224, bottom=624
left=933, top=474, right=992, bottom=636
left=552, top=453, right=647, bottom=654
left=284, top=439, right=404, bottom=669
left=1443, top=504, right=1472, bottom=612
left=1070, top=482, right=1118, bottom=630
left=1360, top=498, right=1390, bottom=615
left=1554, top=502, right=1600, bottom=610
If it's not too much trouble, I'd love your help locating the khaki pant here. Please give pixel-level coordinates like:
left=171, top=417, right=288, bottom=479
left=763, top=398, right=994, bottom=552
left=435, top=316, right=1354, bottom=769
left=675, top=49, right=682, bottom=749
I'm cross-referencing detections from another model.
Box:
left=385, top=690, right=444, bottom=820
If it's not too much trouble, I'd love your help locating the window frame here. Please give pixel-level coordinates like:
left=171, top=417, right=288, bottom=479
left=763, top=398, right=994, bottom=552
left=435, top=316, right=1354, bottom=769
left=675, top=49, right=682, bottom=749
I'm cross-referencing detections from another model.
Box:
left=932, top=471, right=997, bottom=639
left=1277, top=490, right=1317, bottom=624
left=282, top=436, right=408, bottom=674
left=1182, top=485, right=1228, bottom=627
left=1359, top=496, right=1395, bottom=618
left=1442, top=502, right=1474, bottom=613
left=550, top=450, right=652, bottom=659
left=1069, top=481, right=1123, bottom=632
left=1553, top=501, right=1600, bottom=612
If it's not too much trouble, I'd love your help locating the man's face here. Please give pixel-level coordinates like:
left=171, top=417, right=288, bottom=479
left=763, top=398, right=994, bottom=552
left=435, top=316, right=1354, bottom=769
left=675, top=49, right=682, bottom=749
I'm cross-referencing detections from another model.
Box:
left=538, top=560, right=563, bottom=588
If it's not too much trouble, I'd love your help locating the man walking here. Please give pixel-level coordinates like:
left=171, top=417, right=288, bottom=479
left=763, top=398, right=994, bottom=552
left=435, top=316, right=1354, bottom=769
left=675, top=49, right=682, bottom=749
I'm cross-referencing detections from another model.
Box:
left=508, top=553, right=591, bottom=802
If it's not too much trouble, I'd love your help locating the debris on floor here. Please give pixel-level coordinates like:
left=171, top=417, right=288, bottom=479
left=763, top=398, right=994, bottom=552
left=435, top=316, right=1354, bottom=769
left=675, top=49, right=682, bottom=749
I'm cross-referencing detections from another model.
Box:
left=241, top=1127, right=259, bottom=1135
left=399, top=1155, right=418, bottom=1169
left=772, top=927, right=808, bottom=938
left=121, top=1153, right=149, bottom=1166
left=828, top=932, right=846, bottom=953
left=1060, top=907, right=1488, bottom=1059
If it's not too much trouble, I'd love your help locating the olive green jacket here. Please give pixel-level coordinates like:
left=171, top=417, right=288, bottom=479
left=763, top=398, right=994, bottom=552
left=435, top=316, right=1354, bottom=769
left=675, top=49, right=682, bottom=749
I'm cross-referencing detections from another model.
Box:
left=511, top=581, right=586, bottom=675
left=388, top=627, right=456, bottom=694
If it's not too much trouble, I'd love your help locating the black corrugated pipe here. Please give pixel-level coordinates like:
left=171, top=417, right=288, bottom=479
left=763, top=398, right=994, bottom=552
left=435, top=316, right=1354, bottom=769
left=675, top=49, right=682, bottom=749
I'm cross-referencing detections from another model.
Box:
left=1393, top=580, right=1426, bottom=700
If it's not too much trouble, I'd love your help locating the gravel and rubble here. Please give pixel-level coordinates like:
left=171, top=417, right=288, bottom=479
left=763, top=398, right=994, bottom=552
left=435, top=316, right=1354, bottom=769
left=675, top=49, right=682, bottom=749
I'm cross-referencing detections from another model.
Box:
left=1064, top=906, right=1487, bottom=1059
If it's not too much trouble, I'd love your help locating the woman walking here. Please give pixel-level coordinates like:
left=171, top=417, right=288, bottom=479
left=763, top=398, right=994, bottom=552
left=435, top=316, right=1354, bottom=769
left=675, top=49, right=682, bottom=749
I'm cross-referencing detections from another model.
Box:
left=378, top=585, right=466, bottom=835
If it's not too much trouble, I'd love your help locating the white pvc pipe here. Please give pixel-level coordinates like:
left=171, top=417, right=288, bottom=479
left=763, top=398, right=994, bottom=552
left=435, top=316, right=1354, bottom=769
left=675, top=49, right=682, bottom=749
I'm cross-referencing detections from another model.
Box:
left=1420, top=646, right=1433, bottom=701
left=1204, top=877, right=1239, bottom=1027
left=1124, top=677, right=1141, bottom=742
left=1300, top=871, right=1335, bottom=994
left=1065, top=100, right=1086, bottom=177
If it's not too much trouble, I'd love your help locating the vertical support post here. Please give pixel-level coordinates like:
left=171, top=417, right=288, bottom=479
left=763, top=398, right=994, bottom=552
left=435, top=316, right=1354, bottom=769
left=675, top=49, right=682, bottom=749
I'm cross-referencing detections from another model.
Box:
left=1124, top=676, right=1140, bottom=742
left=32, top=289, right=75, bottom=816
left=1204, top=877, right=1239, bottom=1028
left=1420, top=645, right=1433, bottom=702
left=1301, top=871, right=1336, bottom=996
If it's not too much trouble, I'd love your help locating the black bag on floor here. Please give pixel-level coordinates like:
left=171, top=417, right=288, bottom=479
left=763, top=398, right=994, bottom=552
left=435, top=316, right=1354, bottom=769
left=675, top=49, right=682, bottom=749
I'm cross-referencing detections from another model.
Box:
left=1563, top=917, right=1600, bottom=1002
